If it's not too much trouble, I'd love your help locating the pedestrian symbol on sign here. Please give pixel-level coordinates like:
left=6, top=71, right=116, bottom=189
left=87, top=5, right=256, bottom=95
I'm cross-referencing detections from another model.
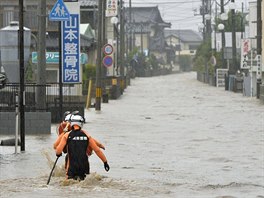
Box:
left=49, top=0, right=70, bottom=21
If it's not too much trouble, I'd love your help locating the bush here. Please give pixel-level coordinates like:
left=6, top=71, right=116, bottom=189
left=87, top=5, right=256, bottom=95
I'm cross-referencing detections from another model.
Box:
left=193, top=39, right=212, bottom=73
left=83, top=64, right=96, bottom=81
left=193, top=56, right=205, bottom=73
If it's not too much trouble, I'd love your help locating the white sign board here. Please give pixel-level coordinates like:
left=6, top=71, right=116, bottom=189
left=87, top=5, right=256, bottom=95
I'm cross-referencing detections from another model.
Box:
left=106, top=0, right=118, bottom=17
left=241, top=39, right=251, bottom=69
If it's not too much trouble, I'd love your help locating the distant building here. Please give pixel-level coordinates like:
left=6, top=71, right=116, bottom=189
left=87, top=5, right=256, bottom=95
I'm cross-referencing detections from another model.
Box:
left=125, top=6, right=171, bottom=63
left=164, top=29, right=202, bottom=56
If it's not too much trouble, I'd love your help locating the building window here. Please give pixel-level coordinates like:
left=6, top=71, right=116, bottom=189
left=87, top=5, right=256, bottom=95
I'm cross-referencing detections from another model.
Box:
left=3, top=7, right=14, bottom=27
left=189, top=45, right=197, bottom=50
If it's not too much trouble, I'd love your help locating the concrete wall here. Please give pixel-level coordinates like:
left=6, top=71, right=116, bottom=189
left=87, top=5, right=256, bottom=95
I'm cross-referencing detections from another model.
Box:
left=0, top=112, right=51, bottom=135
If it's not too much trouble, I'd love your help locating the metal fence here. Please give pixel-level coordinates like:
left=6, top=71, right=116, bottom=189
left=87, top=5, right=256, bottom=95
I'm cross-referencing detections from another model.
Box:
left=0, top=83, right=85, bottom=112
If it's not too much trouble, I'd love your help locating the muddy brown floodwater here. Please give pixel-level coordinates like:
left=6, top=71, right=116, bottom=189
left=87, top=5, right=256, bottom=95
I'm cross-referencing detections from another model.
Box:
left=0, top=72, right=263, bottom=198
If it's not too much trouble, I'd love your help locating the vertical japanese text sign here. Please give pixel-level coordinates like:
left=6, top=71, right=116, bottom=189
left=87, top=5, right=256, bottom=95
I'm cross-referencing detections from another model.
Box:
left=62, top=2, right=80, bottom=83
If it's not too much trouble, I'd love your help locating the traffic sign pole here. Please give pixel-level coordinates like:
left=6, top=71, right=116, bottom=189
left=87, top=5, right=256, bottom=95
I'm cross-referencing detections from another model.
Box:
left=49, top=0, right=70, bottom=121
left=59, top=22, right=63, bottom=121
left=96, top=0, right=103, bottom=111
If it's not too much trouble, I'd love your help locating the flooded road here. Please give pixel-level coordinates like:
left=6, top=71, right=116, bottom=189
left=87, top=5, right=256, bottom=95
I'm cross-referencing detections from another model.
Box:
left=0, top=72, right=264, bottom=197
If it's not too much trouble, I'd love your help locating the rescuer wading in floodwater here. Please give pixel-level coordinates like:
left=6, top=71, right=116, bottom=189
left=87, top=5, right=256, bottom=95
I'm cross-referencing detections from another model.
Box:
left=55, top=114, right=110, bottom=180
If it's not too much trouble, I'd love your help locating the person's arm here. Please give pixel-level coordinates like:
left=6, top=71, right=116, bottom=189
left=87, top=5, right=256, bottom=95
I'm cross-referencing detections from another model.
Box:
left=89, top=138, right=107, bottom=162
left=93, top=138, right=105, bottom=150
left=82, top=129, right=105, bottom=150
left=55, top=133, right=69, bottom=155
left=83, top=130, right=110, bottom=171
left=87, top=146, right=93, bottom=156
left=53, top=133, right=64, bottom=149
left=57, top=122, right=64, bottom=135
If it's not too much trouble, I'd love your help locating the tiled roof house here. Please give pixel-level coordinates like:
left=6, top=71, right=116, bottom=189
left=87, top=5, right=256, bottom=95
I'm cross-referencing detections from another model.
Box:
left=125, top=6, right=171, bottom=52
left=164, top=29, right=202, bottom=55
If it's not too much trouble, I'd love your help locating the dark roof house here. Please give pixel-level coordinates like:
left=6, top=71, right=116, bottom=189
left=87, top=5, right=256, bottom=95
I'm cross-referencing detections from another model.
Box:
left=164, top=29, right=202, bottom=50
left=125, top=6, right=171, bottom=52
left=128, top=6, right=171, bottom=27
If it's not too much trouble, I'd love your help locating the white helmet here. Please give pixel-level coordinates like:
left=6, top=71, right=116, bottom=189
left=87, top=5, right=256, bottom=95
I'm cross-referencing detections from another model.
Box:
left=63, top=111, right=71, bottom=121
left=70, top=114, right=85, bottom=128
left=64, top=114, right=72, bottom=121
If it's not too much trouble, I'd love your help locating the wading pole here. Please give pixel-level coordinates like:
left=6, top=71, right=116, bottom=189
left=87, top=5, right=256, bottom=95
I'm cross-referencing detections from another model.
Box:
left=47, top=156, right=60, bottom=185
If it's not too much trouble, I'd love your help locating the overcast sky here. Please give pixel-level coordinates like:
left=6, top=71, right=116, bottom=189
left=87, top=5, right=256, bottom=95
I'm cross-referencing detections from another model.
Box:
left=123, top=0, right=251, bottom=32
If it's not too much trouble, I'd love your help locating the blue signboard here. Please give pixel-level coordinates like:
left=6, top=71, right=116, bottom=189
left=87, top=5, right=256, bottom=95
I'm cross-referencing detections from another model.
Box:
left=62, top=14, right=80, bottom=83
left=49, top=0, right=70, bottom=21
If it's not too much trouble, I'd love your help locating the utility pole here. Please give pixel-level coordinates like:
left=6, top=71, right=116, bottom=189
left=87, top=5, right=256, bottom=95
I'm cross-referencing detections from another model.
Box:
left=37, top=0, right=47, bottom=111
left=95, top=0, right=103, bottom=111
left=231, top=0, right=237, bottom=74
left=256, top=0, right=262, bottom=97
left=205, top=0, right=211, bottom=39
left=59, top=22, right=63, bottom=118
left=101, top=0, right=106, bottom=80
left=19, top=0, right=25, bottom=151
left=241, top=2, right=244, bottom=39
left=129, top=0, right=132, bottom=52
left=220, top=0, right=226, bottom=68
left=202, top=0, right=206, bottom=41
left=257, top=0, right=262, bottom=55
left=120, top=0, right=125, bottom=92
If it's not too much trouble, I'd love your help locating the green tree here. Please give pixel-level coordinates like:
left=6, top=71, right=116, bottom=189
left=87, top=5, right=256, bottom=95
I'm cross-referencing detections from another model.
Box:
left=25, top=60, right=34, bottom=83
left=83, top=64, right=96, bottom=81
left=82, top=64, right=96, bottom=94
left=215, top=10, right=246, bottom=32
left=193, top=39, right=212, bottom=72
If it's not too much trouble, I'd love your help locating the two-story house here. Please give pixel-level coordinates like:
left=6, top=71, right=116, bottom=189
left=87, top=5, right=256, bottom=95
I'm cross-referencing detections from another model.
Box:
left=125, top=6, right=171, bottom=64
left=164, top=29, right=202, bottom=57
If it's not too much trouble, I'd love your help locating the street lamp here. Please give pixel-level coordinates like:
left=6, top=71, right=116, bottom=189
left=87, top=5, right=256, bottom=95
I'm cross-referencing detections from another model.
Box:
left=230, top=0, right=237, bottom=74
left=218, top=23, right=225, bottom=30
left=110, top=16, right=119, bottom=76
left=218, top=23, right=226, bottom=69
left=220, top=12, right=228, bottom=21
left=111, top=16, right=119, bottom=24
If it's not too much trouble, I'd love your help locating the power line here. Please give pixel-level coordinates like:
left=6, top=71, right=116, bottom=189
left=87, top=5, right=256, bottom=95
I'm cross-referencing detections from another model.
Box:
left=124, top=0, right=200, bottom=5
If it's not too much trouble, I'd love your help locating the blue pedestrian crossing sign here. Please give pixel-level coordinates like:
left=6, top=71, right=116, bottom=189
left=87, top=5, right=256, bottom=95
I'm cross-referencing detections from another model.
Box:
left=49, top=0, right=70, bottom=21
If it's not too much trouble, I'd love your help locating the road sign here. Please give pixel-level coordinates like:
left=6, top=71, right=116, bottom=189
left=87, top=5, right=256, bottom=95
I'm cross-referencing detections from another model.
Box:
left=49, top=0, right=70, bottom=21
left=103, top=55, right=113, bottom=67
left=32, top=52, right=59, bottom=64
left=103, top=44, right=113, bottom=55
left=62, top=14, right=80, bottom=83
